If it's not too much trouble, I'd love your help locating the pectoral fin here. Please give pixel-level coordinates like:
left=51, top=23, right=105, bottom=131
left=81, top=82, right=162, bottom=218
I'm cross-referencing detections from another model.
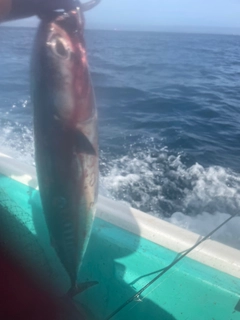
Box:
left=75, top=131, right=96, bottom=155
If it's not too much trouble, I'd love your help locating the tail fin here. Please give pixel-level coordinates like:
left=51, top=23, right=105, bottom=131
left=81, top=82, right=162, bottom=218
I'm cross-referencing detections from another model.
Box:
left=67, top=281, right=98, bottom=298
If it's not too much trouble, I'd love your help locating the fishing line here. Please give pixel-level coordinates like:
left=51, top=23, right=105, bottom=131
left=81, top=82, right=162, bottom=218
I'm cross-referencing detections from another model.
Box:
left=128, top=266, right=180, bottom=317
left=105, top=211, right=239, bottom=320
left=130, top=264, right=179, bottom=312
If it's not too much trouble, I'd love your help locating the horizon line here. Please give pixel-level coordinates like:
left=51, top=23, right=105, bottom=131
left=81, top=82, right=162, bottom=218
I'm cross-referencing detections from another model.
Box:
left=2, top=24, right=240, bottom=36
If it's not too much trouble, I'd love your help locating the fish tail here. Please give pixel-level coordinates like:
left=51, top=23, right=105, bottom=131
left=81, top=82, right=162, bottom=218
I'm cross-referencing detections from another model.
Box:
left=67, top=281, right=98, bottom=298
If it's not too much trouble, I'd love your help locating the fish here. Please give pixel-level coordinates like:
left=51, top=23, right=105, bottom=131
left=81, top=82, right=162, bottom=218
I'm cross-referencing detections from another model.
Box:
left=31, top=5, right=99, bottom=298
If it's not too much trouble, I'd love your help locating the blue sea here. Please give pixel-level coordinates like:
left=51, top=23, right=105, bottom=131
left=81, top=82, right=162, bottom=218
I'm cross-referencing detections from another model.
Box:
left=1, top=27, right=240, bottom=249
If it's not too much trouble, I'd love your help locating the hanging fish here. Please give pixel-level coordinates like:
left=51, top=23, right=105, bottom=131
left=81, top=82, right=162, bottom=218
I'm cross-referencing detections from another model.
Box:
left=31, top=1, right=100, bottom=297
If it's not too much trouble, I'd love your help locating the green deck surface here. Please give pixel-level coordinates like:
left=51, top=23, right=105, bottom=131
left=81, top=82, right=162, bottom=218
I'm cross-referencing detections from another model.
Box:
left=0, top=173, right=239, bottom=320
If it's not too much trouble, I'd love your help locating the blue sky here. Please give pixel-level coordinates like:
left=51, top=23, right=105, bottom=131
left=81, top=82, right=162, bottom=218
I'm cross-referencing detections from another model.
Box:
left=4, top=0, right=240, bottom=33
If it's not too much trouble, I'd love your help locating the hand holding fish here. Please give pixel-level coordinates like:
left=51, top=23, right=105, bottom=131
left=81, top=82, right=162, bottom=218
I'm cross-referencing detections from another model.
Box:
left=0, top=0, right=101, bottom=22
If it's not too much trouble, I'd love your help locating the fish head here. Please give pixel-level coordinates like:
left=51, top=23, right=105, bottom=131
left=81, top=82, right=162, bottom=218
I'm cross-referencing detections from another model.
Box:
left=37, top=9, right=90, bottom=123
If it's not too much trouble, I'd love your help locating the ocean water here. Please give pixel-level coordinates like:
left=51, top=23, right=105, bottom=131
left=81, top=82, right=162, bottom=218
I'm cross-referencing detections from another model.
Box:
left=1, top=27, right=240, bottom=249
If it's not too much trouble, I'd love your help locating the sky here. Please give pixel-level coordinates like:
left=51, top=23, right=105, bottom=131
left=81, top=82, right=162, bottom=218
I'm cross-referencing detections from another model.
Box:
left=4, top=0, right=240, bottom=34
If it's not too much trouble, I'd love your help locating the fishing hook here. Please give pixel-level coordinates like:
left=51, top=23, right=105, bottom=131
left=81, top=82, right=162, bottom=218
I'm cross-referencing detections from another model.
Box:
left=81, top=0, right=102, bottom=12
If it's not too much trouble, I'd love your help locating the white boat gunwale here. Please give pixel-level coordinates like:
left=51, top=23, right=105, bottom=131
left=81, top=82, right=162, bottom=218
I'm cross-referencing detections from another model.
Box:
left=0, top=152, right=239, bottom=279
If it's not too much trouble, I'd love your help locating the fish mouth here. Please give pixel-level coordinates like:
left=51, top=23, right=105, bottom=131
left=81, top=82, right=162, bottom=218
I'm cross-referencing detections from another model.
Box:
left=52, top=10, right=84, bottom=36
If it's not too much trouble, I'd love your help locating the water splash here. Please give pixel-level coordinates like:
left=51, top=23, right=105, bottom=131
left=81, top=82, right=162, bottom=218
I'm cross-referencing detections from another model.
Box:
left=101, top=139, right=240, bottom=249
left=0, top=99, right=34, bottom=165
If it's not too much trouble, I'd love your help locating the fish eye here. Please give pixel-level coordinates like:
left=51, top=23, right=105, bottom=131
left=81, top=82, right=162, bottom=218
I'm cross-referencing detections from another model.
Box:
left=49, top=36, right=70, bottom=59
